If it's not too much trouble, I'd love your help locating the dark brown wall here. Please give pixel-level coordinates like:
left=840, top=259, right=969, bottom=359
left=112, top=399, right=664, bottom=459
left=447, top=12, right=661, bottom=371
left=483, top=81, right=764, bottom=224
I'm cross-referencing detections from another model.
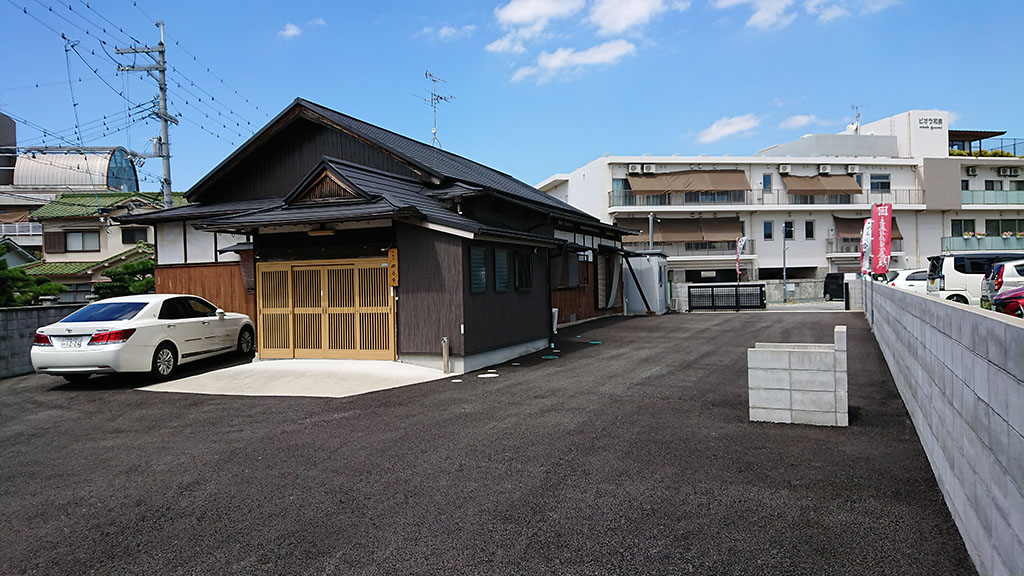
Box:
left=155, top=263, right=255, bottom=320
left=394, top=223, right=465, bottom=355
left=0, top=113, right=14, bottom=186
left=256, top=227, right=395, bottom=262
left=551, top=260, right=623, bottom=324
left=463, top=240, right=550, bottom=355
left=462, top=195, right=553, bottom=236
left=202, top=119, right=421, bottom=203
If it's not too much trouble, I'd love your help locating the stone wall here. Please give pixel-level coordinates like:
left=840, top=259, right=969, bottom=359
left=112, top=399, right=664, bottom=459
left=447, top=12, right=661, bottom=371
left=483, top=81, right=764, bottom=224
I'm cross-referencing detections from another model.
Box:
left=747, top=326, right=849, bottom=427
left=0, top=304, right=82, bottom=379
left=865, top=282, right=1024, bottom=576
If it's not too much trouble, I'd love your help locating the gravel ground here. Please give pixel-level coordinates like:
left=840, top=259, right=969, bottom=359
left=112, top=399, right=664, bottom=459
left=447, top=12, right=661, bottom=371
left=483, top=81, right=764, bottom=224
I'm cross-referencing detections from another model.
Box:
left=0, top=312, right=975, bottom=575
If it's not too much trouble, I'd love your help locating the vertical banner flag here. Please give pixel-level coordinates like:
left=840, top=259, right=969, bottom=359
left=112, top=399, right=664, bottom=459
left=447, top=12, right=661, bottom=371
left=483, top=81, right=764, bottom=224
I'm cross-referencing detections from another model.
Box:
left=735, top=236, right=747, bottom=279
left=871, top=203, right=893, bottom=275
left=860, top=218, right=872, bottom=276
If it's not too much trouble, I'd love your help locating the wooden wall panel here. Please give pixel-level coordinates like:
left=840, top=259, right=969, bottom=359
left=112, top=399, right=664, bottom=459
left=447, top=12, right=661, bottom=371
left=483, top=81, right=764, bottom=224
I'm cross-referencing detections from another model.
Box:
left=394, top=224, right=465, bottom=355
left=155, top=263, right=255, bottom=321
left=551, top=261, right=623, bottom=325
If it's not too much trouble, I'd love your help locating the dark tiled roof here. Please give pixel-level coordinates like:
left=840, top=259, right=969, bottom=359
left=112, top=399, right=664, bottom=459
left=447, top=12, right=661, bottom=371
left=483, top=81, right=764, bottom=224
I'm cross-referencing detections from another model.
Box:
left=116, top=198, right=279, bottom=225
left=31, top=192, right=186, bottom=219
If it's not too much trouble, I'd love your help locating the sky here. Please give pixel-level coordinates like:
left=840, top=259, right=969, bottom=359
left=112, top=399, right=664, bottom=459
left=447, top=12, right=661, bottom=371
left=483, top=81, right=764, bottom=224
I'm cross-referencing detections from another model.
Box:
left=2, top=0, right=1023, bottom=193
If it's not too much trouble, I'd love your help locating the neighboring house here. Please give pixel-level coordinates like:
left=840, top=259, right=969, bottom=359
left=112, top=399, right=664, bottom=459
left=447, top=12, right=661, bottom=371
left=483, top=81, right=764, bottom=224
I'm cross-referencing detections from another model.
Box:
left=0, top=237, right=37, bottom=268
left=19, top=243, right=153, bottom=303
left=539, top=109, right=1024, bottom=303
left=121, top=98, right=627, bottom=371
left=29, top=192, right=184, bottom=302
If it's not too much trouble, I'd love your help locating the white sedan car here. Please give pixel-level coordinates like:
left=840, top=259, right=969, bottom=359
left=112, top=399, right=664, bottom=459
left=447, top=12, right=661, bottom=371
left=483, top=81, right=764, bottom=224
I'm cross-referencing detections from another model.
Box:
left=32, top=294, right=255, bottom=382
left=888, top=268, right=929, bottom=295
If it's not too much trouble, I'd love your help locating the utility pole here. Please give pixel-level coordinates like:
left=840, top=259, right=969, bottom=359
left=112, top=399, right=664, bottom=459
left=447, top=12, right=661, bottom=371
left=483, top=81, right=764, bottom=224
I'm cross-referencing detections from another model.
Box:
left=782, top=222, right=790, bottom=303
left=117, top=22, right=177, bottom=208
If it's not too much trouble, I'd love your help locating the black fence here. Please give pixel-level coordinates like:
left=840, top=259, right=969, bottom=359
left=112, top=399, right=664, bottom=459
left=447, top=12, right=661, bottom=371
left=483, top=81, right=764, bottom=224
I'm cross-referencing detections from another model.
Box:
left=687, top=283, right=767, bottom=312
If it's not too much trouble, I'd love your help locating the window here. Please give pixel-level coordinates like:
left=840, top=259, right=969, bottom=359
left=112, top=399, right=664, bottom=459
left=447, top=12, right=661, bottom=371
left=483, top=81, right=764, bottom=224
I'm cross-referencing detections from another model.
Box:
left=66, top=230, right=100, bottom=252
left=1012, top=181, right=1024, bottom=191
left=951, top=219, right=975, bottom=237
left=763, top=220, right=773, bottom=240
left=62, top=302, right=146, bottom=322
left=514, top=250, right=533, bottom=290
left=612, top=178, right=633, bottom=205
left=185, top=297, right=217, bottom=317
left=550, top=253, right=580, bottom=289
left=762, top=173, right=772, bottom=191
left=470, top=246, right=487, bottom=293
left=854, top=173, right=863, bottom=188
left=985, top=219, right=1021, bottom=235
left=784, top=221, right=794, bottom=240
left=494, top=249, right=509, bottom=292
left=870, top=174, right=891, bottom=191
left=804, top=220, right=814, bottom=240
left=907, top=271, right=928, bottom=282
left=158, top=298, right=193, bottom=320
left=961, top=179, right=970, bottom=191
left=985, top=180, right=1003, bottom=191
left=121, top=227, right=148, bottom=244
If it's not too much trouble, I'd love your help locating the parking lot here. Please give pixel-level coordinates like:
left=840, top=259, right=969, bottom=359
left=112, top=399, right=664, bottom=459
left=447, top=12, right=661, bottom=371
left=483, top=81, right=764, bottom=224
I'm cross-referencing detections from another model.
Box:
left=0, top=312, right=976, bottom=575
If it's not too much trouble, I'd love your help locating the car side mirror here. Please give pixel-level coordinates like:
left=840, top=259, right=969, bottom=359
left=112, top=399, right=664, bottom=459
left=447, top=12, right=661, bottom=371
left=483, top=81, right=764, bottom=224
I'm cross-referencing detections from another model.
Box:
left=216, top=309, right=226, bottom=319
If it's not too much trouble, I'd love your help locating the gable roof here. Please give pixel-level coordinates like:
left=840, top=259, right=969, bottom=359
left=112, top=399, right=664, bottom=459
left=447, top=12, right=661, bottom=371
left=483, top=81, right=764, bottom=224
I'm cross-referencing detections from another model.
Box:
left=31, top=192, right=186, bottom=219
left=21, top=244, right=153, bottom=278
left=186, top=98, right=596, bottom=222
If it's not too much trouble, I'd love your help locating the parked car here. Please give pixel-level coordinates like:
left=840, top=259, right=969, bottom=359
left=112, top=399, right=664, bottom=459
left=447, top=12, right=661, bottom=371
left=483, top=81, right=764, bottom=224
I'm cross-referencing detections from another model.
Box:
left=992, top=286, right=1024, bottom=318
left=981, top=259, right=1024, bottom=309
left=31, top=294, right=255, bottom=382
left=926, top=252, right=1024, bottom=306
left=888, top=268, right=928, bottom=295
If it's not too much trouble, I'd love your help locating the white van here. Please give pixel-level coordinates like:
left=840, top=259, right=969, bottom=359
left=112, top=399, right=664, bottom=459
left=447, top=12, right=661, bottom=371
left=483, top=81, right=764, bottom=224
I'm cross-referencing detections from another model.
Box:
left=926, top=252, right=1024, bottom=306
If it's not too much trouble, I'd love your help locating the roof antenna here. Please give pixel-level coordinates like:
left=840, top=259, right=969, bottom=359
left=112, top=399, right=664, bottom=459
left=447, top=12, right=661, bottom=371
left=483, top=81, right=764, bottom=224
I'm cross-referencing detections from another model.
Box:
left=850, top=103, right=865, bottom=135
left=420, top=71, right=453, bottom=148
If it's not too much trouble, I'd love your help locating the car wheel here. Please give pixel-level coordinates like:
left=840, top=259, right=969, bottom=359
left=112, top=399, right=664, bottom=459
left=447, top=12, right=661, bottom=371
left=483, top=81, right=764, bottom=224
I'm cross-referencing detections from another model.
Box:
left=824, top=294, right=833, bottom=302
left=237, top=326, right=255, bottom=356
left=62, top=374, right=90, bottom=383
left=947, top=295, right=969, bottom=305
left=151, top=343, right=178, bottom=380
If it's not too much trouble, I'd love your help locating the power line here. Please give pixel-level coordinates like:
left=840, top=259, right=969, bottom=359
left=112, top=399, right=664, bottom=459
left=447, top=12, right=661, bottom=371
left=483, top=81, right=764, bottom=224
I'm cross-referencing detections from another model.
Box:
left=0, top=73, right=121, bottom=93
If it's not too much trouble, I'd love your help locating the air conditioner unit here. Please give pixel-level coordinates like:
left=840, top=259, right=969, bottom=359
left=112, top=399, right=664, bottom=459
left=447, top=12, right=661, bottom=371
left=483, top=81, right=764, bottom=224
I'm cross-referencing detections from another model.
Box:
left=1010, top=167, right=1021, bottom=177
left=997, top=167, right=1013, bottom=177
left=627, top=163, right=642, bottom=174
left=818, top=164, right=831, bottom=174
left=846, top=165, right=860, bottom=174
left=965, top=167, right=978, bottom=176
left=778, top=164, right=791, bottom=174
left=642, top=164, right=657, bottom=174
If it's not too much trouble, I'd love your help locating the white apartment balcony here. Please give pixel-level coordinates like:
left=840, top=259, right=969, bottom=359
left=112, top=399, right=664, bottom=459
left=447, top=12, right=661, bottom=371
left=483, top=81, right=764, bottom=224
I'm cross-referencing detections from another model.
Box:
left=609, top=188, right=924, bottom=209
left=826, top=237, right=904, bottom=257
left=623, top=239, right=756, bottom=258
left=941, top=235, right=1024, bottom=251
left=960, top=189, right=1024, bottom=206
left=0, top=222, right=43, bottom=247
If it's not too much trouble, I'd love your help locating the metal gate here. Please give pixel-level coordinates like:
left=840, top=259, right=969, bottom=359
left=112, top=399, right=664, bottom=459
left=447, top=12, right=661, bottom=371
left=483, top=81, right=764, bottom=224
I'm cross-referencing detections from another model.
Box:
left=256, top=259, right=395, bottom=360
left=687, top=283, right=766, bottom=311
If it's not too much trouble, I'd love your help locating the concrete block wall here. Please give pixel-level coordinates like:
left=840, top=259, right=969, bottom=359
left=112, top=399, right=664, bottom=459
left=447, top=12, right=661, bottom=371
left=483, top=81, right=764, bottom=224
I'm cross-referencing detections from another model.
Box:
left=865, top=282, right=1024, bottom=576
left=747, top=326, right=849, bottom=427
left=0, top=304, right=82, bottom=379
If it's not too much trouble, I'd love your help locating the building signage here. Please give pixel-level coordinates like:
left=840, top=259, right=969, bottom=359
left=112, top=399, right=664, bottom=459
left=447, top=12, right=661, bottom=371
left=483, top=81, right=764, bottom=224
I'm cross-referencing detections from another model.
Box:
left=860, top=218, right=872, bottom=276
left=735, top=236, right=747, bottom=279
left=871, top=204, right=893, bottom=274
left=387, top=248, right=399, bottom=287
left=918, top=117, right=944, bottom=131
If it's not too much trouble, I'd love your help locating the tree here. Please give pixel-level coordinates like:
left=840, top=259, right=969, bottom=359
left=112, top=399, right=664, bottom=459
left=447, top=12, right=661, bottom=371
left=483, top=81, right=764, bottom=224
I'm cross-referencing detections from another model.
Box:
left=92, top=257, right=155, bottom=299
left=0, top=245, right=66, bottom=306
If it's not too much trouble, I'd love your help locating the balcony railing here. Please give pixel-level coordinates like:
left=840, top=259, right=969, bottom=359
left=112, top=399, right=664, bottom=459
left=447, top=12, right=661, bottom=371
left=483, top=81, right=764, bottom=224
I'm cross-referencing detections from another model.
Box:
left=961, top=189, right=1024, bottom=205
left=0, top=222, right=43, bottom=236
left=826, top=237, right=904, bottom=255
left=623, top=239, right=755, bottom=258
left=609, top=188, right=924, bottom=208
left=941, top=235, right=1024, bottom=251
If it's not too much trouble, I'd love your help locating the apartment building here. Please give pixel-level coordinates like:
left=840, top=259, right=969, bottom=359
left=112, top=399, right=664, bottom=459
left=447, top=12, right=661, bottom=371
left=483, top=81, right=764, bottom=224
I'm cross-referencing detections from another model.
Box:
left=539, top=110, right=1024, bottom=292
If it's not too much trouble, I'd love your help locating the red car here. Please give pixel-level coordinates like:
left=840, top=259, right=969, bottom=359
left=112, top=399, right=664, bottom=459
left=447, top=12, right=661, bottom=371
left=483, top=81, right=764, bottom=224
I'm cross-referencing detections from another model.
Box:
left=992, top=286, right=1024, bottom=318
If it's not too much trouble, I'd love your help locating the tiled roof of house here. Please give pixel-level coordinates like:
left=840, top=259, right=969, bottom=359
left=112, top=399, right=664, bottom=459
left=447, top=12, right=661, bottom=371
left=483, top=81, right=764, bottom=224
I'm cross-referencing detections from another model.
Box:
left=31, top=192, right=186, bottom=219
left=21, top=244, right=153, bottom=277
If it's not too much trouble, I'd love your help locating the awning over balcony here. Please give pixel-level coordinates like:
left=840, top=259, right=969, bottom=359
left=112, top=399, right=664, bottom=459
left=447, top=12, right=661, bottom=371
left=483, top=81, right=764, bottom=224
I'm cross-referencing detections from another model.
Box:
left=627, top=170, right=750, bottom=195
left=783, top=175, right=862, bottom=195
left=833, top=216, right=903, bottom=240
left=616, top=217, right=741, bottom=242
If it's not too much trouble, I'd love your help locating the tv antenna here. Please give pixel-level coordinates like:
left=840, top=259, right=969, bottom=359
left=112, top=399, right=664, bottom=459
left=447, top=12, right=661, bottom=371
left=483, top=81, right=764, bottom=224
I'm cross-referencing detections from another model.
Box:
left=419, top=71, right=453, bottom=148
left=850, top=103, right=866, bottom=134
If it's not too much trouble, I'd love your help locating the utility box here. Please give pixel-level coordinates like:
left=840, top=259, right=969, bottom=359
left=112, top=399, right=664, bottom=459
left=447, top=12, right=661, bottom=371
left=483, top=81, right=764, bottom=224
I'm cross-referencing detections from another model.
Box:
left=624, top=251, right=669, bottom=315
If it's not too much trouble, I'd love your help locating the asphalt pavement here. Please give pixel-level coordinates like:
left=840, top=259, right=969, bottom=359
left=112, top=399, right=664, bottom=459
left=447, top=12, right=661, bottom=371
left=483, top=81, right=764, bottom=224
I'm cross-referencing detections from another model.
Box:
left=0, top=311, right=976, bottom=575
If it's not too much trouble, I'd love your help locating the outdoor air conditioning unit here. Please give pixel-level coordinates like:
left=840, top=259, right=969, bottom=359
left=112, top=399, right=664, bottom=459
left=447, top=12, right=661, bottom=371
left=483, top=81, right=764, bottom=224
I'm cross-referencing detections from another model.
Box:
left=818, top=164, right=831, bottom=174
left=846, top=165, right=860, bottom=174
left=642, top=164, right=657, bottom=174
left=627, top=163, right=643, bottom=174
left=965, top=166, right=978, bottom=176
left=1010, top=167, right=1021, bottom=177
left=778, top=164, right=791, bottom=174
left=997, top=167, right=1014, bottom=177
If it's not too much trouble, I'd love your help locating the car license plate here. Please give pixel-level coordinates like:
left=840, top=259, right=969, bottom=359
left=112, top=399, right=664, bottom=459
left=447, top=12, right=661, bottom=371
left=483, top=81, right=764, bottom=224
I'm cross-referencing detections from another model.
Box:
left=60, top=337, right=82, bottom=348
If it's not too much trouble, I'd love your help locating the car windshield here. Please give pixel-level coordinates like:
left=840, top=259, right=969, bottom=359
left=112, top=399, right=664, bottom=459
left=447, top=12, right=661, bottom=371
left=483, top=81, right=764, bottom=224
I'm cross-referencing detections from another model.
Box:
left=61, top=302, right=147, bottom=322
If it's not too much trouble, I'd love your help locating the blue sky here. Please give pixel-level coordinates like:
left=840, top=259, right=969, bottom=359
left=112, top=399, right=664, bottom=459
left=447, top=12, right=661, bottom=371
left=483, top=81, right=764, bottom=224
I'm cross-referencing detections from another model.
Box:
left=2, top=0, right=1022, bottom=192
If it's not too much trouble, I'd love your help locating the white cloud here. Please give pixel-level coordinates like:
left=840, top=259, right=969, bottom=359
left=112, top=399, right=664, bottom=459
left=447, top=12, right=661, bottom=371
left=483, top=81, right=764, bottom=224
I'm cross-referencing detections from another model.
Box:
left=421, top=24, right=478, bottom=42
left=307, top=17, right=326, bottom=27
left=713, top=0, right=796, bottom=29
left=948, top=111, right=961, bottom=127
left=804, top=0, right=849, bottom=22
left=488, top=0, right=584, bottom=53
left=778, top=114, right=820, bottom=129
left=512, top=39, right=637, bottom=82
left=697, top=114, right=761, bottom=143
left=862, top=0, right=898, bottom=14
left=587, top=0, right=690, bottom=36
left=277, top=23, right=301, bottom=39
